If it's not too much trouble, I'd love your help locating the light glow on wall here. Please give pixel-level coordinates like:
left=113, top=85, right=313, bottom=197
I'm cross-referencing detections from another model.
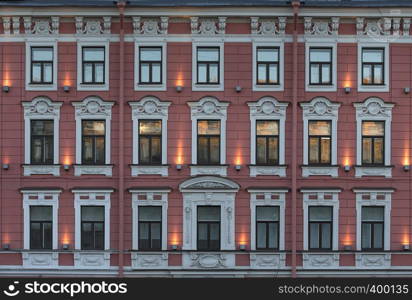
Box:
left=63, top=73, right=71, bottom=87
left=342, top=225, right=352, bottom=246
left=2, top=234, right=10, bottom=244
left=3, top=68, right=11, bottom=87
left=403, top=139, right=410, bottom=166
left=343, top=73, right=351, bottom=89
left=170, top=233, right=180, bottom=246
left=176, top=72, right=184, bottom=87
left=402, top=228, right=410, bottom=246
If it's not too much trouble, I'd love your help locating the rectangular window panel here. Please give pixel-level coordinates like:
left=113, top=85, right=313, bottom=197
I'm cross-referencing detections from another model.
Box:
left=30, top=206, right=52, bottom=250
left=257, top=223, right=267, bottom=249
left=362, top=121, right=384, bottom=136
left=256, top=120, right=279, bottom=136
left=257, top=206, right=278, bottom=221
left=32, top=63, right=42, bottom=83
left=257, top=48, right=279, bottom=62
left=374, top=64, right=383, bottom=84
left=309, top=223, right=320, bottom=249
left=95, top=63, right=104, bottom=83
left=31, top=120, right=54, bottom=164
left=209, top=64, right=219, bottom=83
left=310, top=49, right=331, bottom=62
left=362, top=206, right=384, bottom=221
left=320, top=137, right=331, bottom=164
left=309, top=137, right=320, bottom=164
left=83, top=48, right=105, bottom=61
left=83, top=64, right=93, bottom=83
left=309, top=206, right=332, bottom=221
left=140, top=64, right=150, bottom=83
left=309, top=121, right=331, bottom=135
left=268, top=64, right=278, bottom=84
left=363, top=65, right=372, bottom=84
left=310, top=64, right=320, bottom=84
left=321, top=64, right=331, bottom=83
left=197, top=48, right=219, bottom=61
left=361, top=223, right=372, bottom=249
left=152, top=64, right=161, bottom=83
left=140, top=48, right=162, bottom=61
left=198, top=64, right=207, bottom=83
left=257, top=64, right=267, bottom=84
left=139, top=120, right=162, bottom=135
left=362, top=49, right=383, bottom=62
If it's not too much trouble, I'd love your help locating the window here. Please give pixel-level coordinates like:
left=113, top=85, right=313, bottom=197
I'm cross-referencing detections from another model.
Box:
left=256, top=47, right=279, bottom=85
left=361, top=206, right=384, bottom=251
left=362, top=121, right=384, bottom=165
left=197, top=206, right=220, bottom=251
left=197, top=120, right=221, bottom=165
left=308, top=206, right=332, bottom=250
left=81, top=206, right=104, bottom=250
left=256, top=206, right=279, bottom=250
left=138, top=206, right=162, bottom=250
left=30, top=206, right=52, bottom=250
left=139, top=120, right=162, bottom=165
left=308, top=120, right=331, bottom=165
left=256, top=120, right=279, bottom=165
left=82, top=47, right=105, bottom=84
left=31, top=47, right=53, bottom=84
left=82, top=120, right=105, bottom=165
left=139, top=47, right=162, bottom=84
left=30, top=120, right=54, bottom=164
left=362, top=48, right=384, bottom=85
left=197, top=47, right=219, bottom=84
left=309, top=48, right=332, bottom=85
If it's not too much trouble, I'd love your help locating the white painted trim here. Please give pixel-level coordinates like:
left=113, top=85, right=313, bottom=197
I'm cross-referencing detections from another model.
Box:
left=77, top=40, right=110, bottom=91
left=130, top=189, right=171, bottom=251
left=357, top=43, right=390, bottom=92
left=192, top=41, right=224, bottom=91
left=134, top=41, right=167, bottom=91
left=73, top=189, right=113, bottom=250
left=305, top=41, right=337, bottom=92
left=252, top=41, right=284, bottom=91
left=190, top=165, right=227, bottom=177
left=302, top=189, right=340, bottom=251
left=21, top=189, right=61, bottom=250
left=248, top=189, right=287, bottom=251
left=188, top=97, right=229, bottom=165
left=25, top=40, right=58, bottom=91
left=355, top=189, right=392, bottom=251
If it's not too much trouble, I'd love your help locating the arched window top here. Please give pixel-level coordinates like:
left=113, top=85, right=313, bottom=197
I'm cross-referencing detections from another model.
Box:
left=187, top=96, right=229, bottom=118
left=72, top=96, right=114, bottom=118
left=300, top=96, right=341, bottom=118
left=179, top=176, right=240, bottom=192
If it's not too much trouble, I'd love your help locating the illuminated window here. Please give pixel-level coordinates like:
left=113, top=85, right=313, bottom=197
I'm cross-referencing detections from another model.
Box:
left=308, top=120, right=331, bottom=164
left=81, top=120, right=105, bottom=165
left=256, top=206, right=279, bottom=250
left=139, top=120, right=162, bottom=165
left=31, top=47, right=53, bottom=84
left=256, top=47, right=279, bottom=85
left=362, top=48, right=384, bottom=85
left=138, top=206, right=162, bottom=250
left=197, top=206, right=220, bottom=251
left=309, top=48, right=332, bottom=85
left=81, top=206, right=104, bottom=250
left=256, top=120, right=279, bottom=165
left=197, top=120, right=221, bottom=165
left=139, top=47, right=162, bottom=84
left=362, top=121, right=384, bottom=165
left=82, top=47, right=105, bottom=84
left=197, top=47, right=219, bottom=84
left=30, top=120, right=54, bottom=164
left=30, top=206, right=52, bottom=250
left=361, top=206, right=384, bottom=251
left=308, top=206, right=332, bottom=250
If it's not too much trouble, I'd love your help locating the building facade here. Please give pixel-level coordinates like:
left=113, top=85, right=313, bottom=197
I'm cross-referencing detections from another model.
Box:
left=0, top=0, right=412, bottom=277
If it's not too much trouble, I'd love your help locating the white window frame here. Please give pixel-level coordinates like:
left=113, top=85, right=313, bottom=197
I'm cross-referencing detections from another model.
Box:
left=248, top=188, right=287, bottom=251
left=77, top=40, right=109, bottom=91
left=192, top=41, right=224, bottom=91
left=22, top=96, right=62, bottom=176
left=130, top=188, right=170, bottom=250
left=72, top=96, right=114, bottom=176
left=305, top=42, right=337, bottom=92
left=248, top=96, right=288, bottom=177
left=129, top=96, right=171, bottom=177
left=134, top=41, right=167, bottom=91
left=25, top=40, right=58, bottom=91
left=357, top=43, right=390, bottom=92
left=188, top=96, right=229, bottom=176
left=353, top=97, right=394, bottom=178
left=179, top=176, right=239, bottom=251
left=354, top=189, right=393, bottom=251
left=301, top=188, right=340, bottom=251
left=300, top=97, right=340, bottom=177
left=252, top=41, right=284, bottom=91
left=22, top=189, right=61, bottom=250
left=73, top=189, right=113, bottom=250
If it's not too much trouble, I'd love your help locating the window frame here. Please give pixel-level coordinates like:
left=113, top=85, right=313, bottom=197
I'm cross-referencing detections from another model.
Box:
left=80, top=205, right=105, bottom=250
left=308, top=206, right=333, bottom=251
left=256, top=206, right=280, bottom=250
left=255, top=46, right=280, bottom=86
left=308, top=47, right=333, bottom=86
left=361, top=206, right=385, bottom=251
left=30, top=119, right=54, bottom=165
left=81, top=46, right=106, bottom=85
left=29, top=205, right=53, bottom=250
left=138, top=206, right=162, bottom=251
left=308, top=120, right=332, bottom=165
left=361, top=47, right=385, bottom=86
left=81, top=119, right=106, bottom=165
left=197, top=206, right=221, bottom=251
left=255, top=120, right=280, bottom=166
left=30, top=46, right=54, bottom=85
left=361, top=120, right=385, bottom=166
left=138, top=119, right=162, bottom=165
left=196, top=119, right=221, bottom=165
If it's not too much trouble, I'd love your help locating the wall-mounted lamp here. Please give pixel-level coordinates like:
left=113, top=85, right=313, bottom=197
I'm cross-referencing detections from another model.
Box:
left=2, top=243, right=10, bottom=251
left=176, top=85, right=183, bottom=93
left=403, top=165, right=410, bottom=172
left=63, top=85, right=70, bottom=93
left=235, top=85, right=242, bottom=93
left=343, top=245, right=352, bottom=251
left=235, top=164, right=241, bottom=171
left=2, top=85, right=9, bottom=93
left=171, top=244, right=179, bottom=251
left=176, top=164, right=182, bottom=171
left=404, top=87, right=410, bottom=94
left=344, top=165, right=351, bottom=172
left=403, top=244, right=410, bottom=251
left=239, top=244, right=246, bottom=251
left=63, top=164, right=70, bottom=171
left=62, top=243, right=69, bottom=250
left=2, top=164, right=9, bottom=170
left=344, top=87, right=351, bottom=94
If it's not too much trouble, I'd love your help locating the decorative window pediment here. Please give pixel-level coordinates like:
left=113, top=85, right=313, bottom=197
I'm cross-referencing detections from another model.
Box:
left=75, top=16, right=111, bottom=35
left=23, top=96, right=62, bottom=118
left=132, top=16, right=169, bottom=35
left=248, top=96, right=288, bottom=118
left=72, top=96, right=114, bottom=118
left=188, top=96, right=229, bottom=118
left=191, top=17, right=226, bottom=35
left=179, top=176, right=240, bottom=191
left=130, top=96, right=171, bottom=118
left=356, top=17, right=410, bottom=38
left=250, top=17, right=286, bottom=36
left=304, top=17, right=339, bottom=37
left=353, top=97, right=394, bottom=119
left=23, top=17, right=59, bottom=35
left=301, top=97, right=340, bottom=118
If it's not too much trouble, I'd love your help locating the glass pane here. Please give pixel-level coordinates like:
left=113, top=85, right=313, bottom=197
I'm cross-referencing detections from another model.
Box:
left=139, top=136, right=150, bottom=163
left=374, top=64, right=383, bottom=84
left=82, top=137, right=93, bottom=162
left=309, top=137, right=319, bottom=164
left=309, top=121, right=331, bottom=135
left=83, top=121, right=105, bottom=135
left=256, top=137, right=267, bottom=164
left=321, top=64, right=330, bottom=83
left=210, top=223, right=220, bottom=250
left=94, top=223, right=104, bottom=250
left=139, top=206, right=162, bottom=222
left=256, top=206, right=278, bottom=221
left=152, top=64, right=161, bottom=83
left=198, top=206, right=220, bottom=221
left=32, top=64, right=42, bottom=82
left=268, top=137, right=278, bottom=164
left=321, top=223, right=331, bottom=248
left=320, top=137, right=331, bottom=163
left=257, top=223, right=267, bottom=248
left=95, top=137, right=105, bottom=164
left=362, top=223, right=371, bottom=249
left=30, top=223, right=41, bottom=249
left=139, top=223, right=149, bottom=240
left=362, top=49, right=383, bottom=62
left=45, top=136, right=54, bottom=163
left=140, top=64, right=150, bottom=83
left=83, top=48, right=104, bottom=61
left=81, top=223, right=92, bottom=249
left=197, top=48, right=219, bottom=61
left=31, top=137, right=43, bottom=163
left=81, top=206, right=104, bottom=222
left=268, top=64, right=278, bottom=84
left=151, top=137, right=161, bottom=163
left=151, top=223, right=161, bottom=249
left=362, top=137, right=372, bottom=164
left=32, top=48, right=53, bottom=61
left=44, top=63, right=53, bottom=82
left=363, top=64, right=372, bottom=84
left=32, top=120, right=53, bottom=135
left=309, top=206, right=332, bottom=221
left=198, top=120, right=220, bottom=135
left=30, top=206, right=52, bottom=221
left=268, top=223, right=278, bottom=248
left=362, top=121, right=384, bottom=136
left=209, top=64, right=219, bottom=83
left=139, top=120, right=162, bottom=135
left=84, top=63, right=93, bottom=83
left=256, top=120, right=278, bottom=136
left=197, top=136, right=208, bottom=164
left=198, top=64, right=207, bottom=83
left=309, top=223, right=319, bottom=249
left=257, top=48, right=278, bottom=62
left=362, top=207, right=384, bottom=221
left=210, top=136, right=220, bottom=164
left=257, top=64, right=267, bottom=84
left=198, top=223, right=208, bottom=241
left=310, top=48, right=331, bottom=62
left=95, top=63, right=104, bottom=83
left=43, top=222, right=52, bottom=249
left=310, top=64, right=320, bottom=84
left=373, top=223, right=383, bottom=248
left=140, top=48, right=161, bottom=61
left=374, top=137, right=384, bottom=164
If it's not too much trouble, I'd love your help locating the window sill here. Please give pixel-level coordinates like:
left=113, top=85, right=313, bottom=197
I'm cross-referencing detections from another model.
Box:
left=74, top=252, right=110, bottom=269
left=250, top=252, right=286, bottom=269
left=252, top=84, right=284, bottom=92
left=358, top=84, right=389, bottom=93
left=192, top=83, right=224, bottom=92
left=190, top=165, right=228, bottom=177
left=354, top=166, right=392, bottom=178
left=131, top=252, right=168, bottom=269
left=355, top=253, right=391, bottom=269
left=182, top=252, right=235, bottom=269
left=130, top=165, right=168, bottom=177
left=74, top=165, right=113, bottom=177
left=22, top=252, right=59, bottom=269
left=135, top=83, right=166, bottom=91
left=23, top=164, right=60, bottom=176
left=305, top=84, right=337, bottom=92
left=301, top=165, right=339, bottom=177
left=77, top=83, right=109, bottom=91
left=26, top=83, right=57, bottom=91
left=302, top=253, right=339, bottom=269
left=249, top=165, right=287, bottom=177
